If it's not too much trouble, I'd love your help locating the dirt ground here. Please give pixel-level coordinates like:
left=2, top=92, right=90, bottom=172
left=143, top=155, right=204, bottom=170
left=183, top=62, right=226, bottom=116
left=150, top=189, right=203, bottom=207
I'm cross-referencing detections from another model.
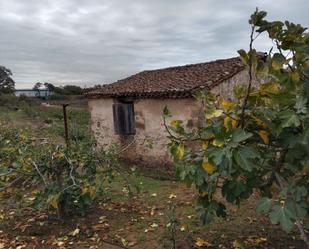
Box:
left=0, top=175, right=306, bottom=249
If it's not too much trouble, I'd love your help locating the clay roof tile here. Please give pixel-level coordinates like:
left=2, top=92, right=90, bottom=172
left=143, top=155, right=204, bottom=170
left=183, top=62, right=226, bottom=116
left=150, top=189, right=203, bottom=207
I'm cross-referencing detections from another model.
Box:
left=87, top=56, right=246, bottom=99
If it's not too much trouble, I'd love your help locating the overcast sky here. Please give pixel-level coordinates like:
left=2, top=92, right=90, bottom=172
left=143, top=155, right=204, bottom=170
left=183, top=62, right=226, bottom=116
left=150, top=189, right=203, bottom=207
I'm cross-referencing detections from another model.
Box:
left=0, top=0, right=308, bottom=88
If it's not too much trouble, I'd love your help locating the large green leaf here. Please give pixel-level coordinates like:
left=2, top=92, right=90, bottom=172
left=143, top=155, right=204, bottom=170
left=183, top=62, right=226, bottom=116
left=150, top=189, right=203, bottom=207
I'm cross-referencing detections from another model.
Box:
left=256, top=197, right=273, bottom=213
left=279, top=110, right=301, bottom=128
left=240, top=146, right=260, bottom=158
left=272, top=53, right=286, bottom=70
left=231, top=128, right=253, bottom=143
left=199, top=127, right=214, bottom=139
left=294, top=202, right=307, bottom=219
left=269, top=204, right=295, bottom=232
left=295, top=95, right=307, bottom=114
left=207, top=146, right=225, bottom=165
left=233, top=147, right=255, bottom=172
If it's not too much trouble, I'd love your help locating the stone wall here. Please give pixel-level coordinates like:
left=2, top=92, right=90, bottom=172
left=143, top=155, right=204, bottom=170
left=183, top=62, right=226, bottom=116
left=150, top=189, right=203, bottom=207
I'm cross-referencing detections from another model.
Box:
left=211, top=68, right=262, bottom=100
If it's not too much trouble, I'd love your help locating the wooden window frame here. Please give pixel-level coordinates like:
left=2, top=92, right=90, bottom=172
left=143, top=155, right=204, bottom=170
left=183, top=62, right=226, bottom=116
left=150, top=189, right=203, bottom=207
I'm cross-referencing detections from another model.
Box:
left=112, top=98, right=136, bottom=135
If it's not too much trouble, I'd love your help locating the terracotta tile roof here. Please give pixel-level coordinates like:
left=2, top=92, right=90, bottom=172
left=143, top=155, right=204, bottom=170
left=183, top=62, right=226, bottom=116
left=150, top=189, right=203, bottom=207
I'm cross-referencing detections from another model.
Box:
left=87, top=56, right=245, bottom=99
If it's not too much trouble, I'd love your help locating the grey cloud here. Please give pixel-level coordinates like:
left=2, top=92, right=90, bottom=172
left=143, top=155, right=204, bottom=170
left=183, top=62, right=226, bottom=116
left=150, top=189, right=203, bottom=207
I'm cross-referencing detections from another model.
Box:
left=0, top=0, right=308, bottom=88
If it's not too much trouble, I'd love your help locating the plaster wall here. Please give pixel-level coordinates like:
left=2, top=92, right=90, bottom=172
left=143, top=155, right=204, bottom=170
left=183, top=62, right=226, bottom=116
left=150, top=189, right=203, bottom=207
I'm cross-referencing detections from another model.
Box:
left=88, top=70, right=262, bottom=173
left=88, top=97, right=200, bottom=174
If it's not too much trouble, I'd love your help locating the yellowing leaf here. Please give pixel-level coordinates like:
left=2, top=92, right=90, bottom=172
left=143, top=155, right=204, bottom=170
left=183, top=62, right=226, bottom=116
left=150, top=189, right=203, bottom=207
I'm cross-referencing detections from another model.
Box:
left=180, top=224, right=187, bottom=231
left=258, top=130, right=269, bottom=145
left=70, top=228, right=80, bottom=236
left=98, top=216, right=108, bottom=223
left=220, top=98, right=235, bottom=110
left=202, top=158, right=215, bottom=174
left=232, top=240, right=245, bottom=249
left=82, top=185, right=97, bottom=198
left=205, top=109, right=223, bottom=119
left=195, top=238, right=211, bottom=247
left=176, top=143, right=185, bottom=160
left=255, top=237, right=267, bottom=244
left=201, top=140, right=209, bottom=150
left=232, top=119, right=238, bottom=128
left=150, top=223, right=158, bottom=228
left=254, top=117, right=268, bottom=129
left=121, top=238, right=128, bottom=246
left=260, top=82, right=280, bottom=94
left=291, top=71, right=300, bottom=83
left=199, top=192, right=208, bottom=197
left=224, top=116, right=238, bottom=129
left=170, top=120, right=182, bottom=128
left=169, top=193, right=177, bottom=199
left=56, top=241, right=64, bottom=247
left=212, top=139, right=224, bottom=147
left=47, top=194, right=59, bottom=209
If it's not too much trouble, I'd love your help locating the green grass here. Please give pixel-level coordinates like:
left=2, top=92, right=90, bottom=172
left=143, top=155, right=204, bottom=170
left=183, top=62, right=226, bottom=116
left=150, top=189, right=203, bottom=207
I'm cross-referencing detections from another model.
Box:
left=0, top=100, right=91, bottom=144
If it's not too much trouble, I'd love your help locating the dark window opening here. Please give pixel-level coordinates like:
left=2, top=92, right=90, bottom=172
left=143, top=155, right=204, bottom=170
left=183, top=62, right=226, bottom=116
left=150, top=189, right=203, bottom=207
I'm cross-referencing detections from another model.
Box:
left=113, top=99, right=135, bottom=135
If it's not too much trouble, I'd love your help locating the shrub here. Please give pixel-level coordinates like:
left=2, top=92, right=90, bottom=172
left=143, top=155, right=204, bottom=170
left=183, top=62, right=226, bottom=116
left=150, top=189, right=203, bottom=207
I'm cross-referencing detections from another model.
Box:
left=0, top=94, right=19, bottom=109
left=0, top=121, right=118, bottom=218
left=0, top=94, right=38, bottom=111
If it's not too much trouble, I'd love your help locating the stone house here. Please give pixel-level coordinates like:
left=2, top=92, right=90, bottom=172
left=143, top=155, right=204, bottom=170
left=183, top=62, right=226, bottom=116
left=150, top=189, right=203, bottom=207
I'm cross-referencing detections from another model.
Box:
left=87, top=56, right=261, bottom=174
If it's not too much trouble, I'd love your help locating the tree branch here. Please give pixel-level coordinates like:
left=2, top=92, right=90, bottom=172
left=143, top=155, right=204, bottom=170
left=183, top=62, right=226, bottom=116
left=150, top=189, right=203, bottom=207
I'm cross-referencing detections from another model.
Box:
left=162, top=115, right=199, bottom=142
left=222, top=111, right=238, bottom=121
left=275, top=39, right=294, bottom=72
left=240, top=25, right=255, bottom=128
left=60, top=155, right=78, bottom=193
left=32, top=161, right=48, bottom=186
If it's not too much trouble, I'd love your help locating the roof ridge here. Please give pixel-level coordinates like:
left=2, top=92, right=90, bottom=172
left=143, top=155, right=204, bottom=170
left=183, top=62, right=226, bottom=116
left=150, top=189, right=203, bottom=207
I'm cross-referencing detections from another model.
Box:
left=141, top=56, right=241, bottom=73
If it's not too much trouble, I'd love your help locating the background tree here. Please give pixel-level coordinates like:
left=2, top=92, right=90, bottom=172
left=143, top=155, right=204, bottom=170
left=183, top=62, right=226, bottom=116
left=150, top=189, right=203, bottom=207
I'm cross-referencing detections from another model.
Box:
left=33, top=82, right=43, bottom=90
left=0, top=66, right=15, bottom=94
left=166, top=9, right=309, bottom=245
left=62, top=85, right=83, bottom=95
left=44, top=82, right=56, bottom=91
left=36, top=82, right=84, bottom=95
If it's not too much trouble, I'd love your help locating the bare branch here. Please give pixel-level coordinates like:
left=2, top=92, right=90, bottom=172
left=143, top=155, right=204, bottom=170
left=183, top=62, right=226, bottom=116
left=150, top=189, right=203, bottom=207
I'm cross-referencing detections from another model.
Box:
left=253, top=32, right=261, bottom=41
left=240, top=25, right=255, bottom=128
left=162, top=115, right=200, bottom=142
left=275, top=39, right=294, bottom=72
left=32, top=161, right=48, bottom=186
left=222, top=112, right=238, bottom=121
left=60, top=155, right=78, bottom=193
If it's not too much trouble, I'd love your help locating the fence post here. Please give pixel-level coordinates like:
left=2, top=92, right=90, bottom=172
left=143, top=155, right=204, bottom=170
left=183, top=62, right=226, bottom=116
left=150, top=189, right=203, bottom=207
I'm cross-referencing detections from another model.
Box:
left=62, top=104, right=69, bottom=148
